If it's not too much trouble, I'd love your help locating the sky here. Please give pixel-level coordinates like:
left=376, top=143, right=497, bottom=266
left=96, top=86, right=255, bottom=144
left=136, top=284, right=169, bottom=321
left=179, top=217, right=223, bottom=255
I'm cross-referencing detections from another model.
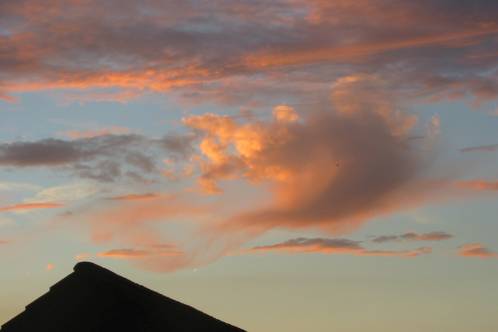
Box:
left=1, top=1, right=498, bottom=331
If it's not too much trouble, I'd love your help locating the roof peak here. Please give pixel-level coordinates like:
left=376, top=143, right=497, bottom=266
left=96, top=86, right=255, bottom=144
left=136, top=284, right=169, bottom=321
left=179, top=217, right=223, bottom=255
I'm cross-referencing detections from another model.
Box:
left=74, top=261, right=108, bottom=272
left=2, top=261, right=244, bottom=331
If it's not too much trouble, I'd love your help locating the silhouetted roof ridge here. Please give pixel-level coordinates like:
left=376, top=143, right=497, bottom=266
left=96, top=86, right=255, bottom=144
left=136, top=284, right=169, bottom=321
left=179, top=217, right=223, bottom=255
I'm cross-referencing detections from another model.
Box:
left=69, top=261, right=182, bottom=304
left=1, top=262, right=245, bottom=332
left=74, top=261, right=112, bottom=273
left=72, top=261, right=136, bottom=284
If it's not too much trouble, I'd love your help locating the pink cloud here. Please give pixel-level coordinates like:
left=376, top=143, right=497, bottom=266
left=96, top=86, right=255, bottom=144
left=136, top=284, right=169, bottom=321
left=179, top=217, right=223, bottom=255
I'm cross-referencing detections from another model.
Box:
left=458, top=243, right=498, bottom=258
left=108, top=193, right=160, bottom=201
left=249, top=237, right=432, bottom=258
left=0, top=202, right=63, bottom=213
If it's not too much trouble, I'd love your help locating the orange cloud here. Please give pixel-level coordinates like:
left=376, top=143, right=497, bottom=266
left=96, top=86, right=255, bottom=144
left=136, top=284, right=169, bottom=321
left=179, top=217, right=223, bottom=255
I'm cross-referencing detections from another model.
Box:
left=456, top=180, right=498, bottom=191
left=46, top=263, right=55, bottom=271
left=458, top=243, right=498, bottom=258
left=0, top=202, right=63, bottom=212
left=0, top=92, right=17, bottom=103
left=75, top=253, right=90, bottom=261
left=98, top=247, right=182, bottom=259
left=244, top=26, right=498, bottom=69
left=61, top=193, right=218, bottom=272
left=273, top=105, right=299, bottom=123
left=0, top=0, right=496, bottom=107
left=108, top=193, right=160, bottom=201
left=185, top=76, right=445, bottom=235
left=249, top=237, right=431, bottom=258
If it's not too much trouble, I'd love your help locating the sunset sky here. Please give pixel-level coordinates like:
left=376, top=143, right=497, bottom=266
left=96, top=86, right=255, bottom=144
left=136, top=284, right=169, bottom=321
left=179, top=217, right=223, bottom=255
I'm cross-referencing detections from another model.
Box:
left=1, top=1, right=498, bottom=331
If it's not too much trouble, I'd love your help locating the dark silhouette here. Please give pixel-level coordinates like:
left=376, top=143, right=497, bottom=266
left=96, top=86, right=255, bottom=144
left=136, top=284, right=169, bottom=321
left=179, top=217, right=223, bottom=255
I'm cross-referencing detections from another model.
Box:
left=1, top=262, right=244, bottom=332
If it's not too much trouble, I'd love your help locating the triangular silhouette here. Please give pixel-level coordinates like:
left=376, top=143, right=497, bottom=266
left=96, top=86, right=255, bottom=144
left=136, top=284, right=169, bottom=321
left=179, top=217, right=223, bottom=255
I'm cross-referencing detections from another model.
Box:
left=1, top=262, right=244, bottom=331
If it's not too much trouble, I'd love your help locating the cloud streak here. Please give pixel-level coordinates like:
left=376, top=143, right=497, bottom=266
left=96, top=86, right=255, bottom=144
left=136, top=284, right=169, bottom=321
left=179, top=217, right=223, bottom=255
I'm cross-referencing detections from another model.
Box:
left=456, top=180, right=498, bottom=191
left=460, top=144, right=498, bottom=153
left=0, top=0, right=496, bottom=107
left=0, top=202, right=63, bottom=213
left=371, top=231, right=453, bottom=243
left=458, top=243, right=498, bottom=258
left=0, top=134, right=194, bottom=183
left=98, top=247, right=182, bottom=259
left=249, top=237, right=432, bottom=258
left=108, top=193, right=160, bottom=201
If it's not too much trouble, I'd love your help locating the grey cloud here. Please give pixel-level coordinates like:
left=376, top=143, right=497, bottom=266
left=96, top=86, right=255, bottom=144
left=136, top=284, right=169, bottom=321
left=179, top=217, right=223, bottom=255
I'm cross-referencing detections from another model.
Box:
left=460, top=144, right=498, bottom=153
left=252, top=237, right=362, bottom=251
left=0, top=139, right=89, bottom=166
left=250, top=237, right=432, bottom=257
left=0, top=133, right=195, bottom=183
left=157, top=134, right=197, bottom=158
left=371, top=231, right=453, bottom=243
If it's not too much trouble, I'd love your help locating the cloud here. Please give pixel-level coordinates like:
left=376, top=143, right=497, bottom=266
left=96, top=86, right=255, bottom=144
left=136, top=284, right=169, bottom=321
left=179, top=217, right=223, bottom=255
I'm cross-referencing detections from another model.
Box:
left=75, top=253, right=90, bottom=261
left=460, top=144, right=498, bottom=153
left=16, top=75, right=495, bottom=273
left=61, top=193, right=217, bottom=272
left=244, top=26, right=498, bottom=70
left=371, top=231, right=453, bottom=243
left=458, top=243, right=498, bottom=258
left=0, top=181, right=40, bottom=192
left=0, top=134, right=194, bottom=183
left=456, top=180, right=498, bottom=191
left=273, top=105, right=299, bottom=123
left=0, top=135, right=152, bottom=183
left=97, top=246, right=182, bottom=259
left=28, top=182, right=102, bottom=203
left=0, top=202, right=63, bottom=213
left=249, top=237, right=432, bottom=258
left=185, top=75, right=444, bottom=234
left=158, top=134, right=197, bottom=159
left=46, top=263, right=55, bottom=271
left=1, top=1, right=498, bottom=274
left=61, top=126, right=130, bottom=139
left=108, top=193, right=160, bottom=201
left=0, top=0, right=496, bottom=107
left=0, top=138, right=94, bottom=167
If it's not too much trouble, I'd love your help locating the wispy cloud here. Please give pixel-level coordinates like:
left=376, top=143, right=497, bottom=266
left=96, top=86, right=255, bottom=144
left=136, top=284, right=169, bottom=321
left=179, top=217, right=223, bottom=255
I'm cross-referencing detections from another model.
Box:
left=186, top=76, right=443, bottom=234
left=28, top=182, right=102, bottom=203
left=0, top=202, right=63, bottom=213
left=0, top=0, right=496, bottom=106
left=0, top=181, right=40, bottom=192
left=249, top=237, right=432, bottom=258
left=456, top=180, right=498, bottom=191
left=371, top=231, right=453, bottom=243
left=460, top=144, right=498, bottom=153
left=0, top=134, right=193, bottom=183
left=108, top=193, right=160, bottom=201
left=458, top=243, right=498, bottom=258
left=98, top=246, right=182, bottom=259
left=61, top=126, right=131, bottom=139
